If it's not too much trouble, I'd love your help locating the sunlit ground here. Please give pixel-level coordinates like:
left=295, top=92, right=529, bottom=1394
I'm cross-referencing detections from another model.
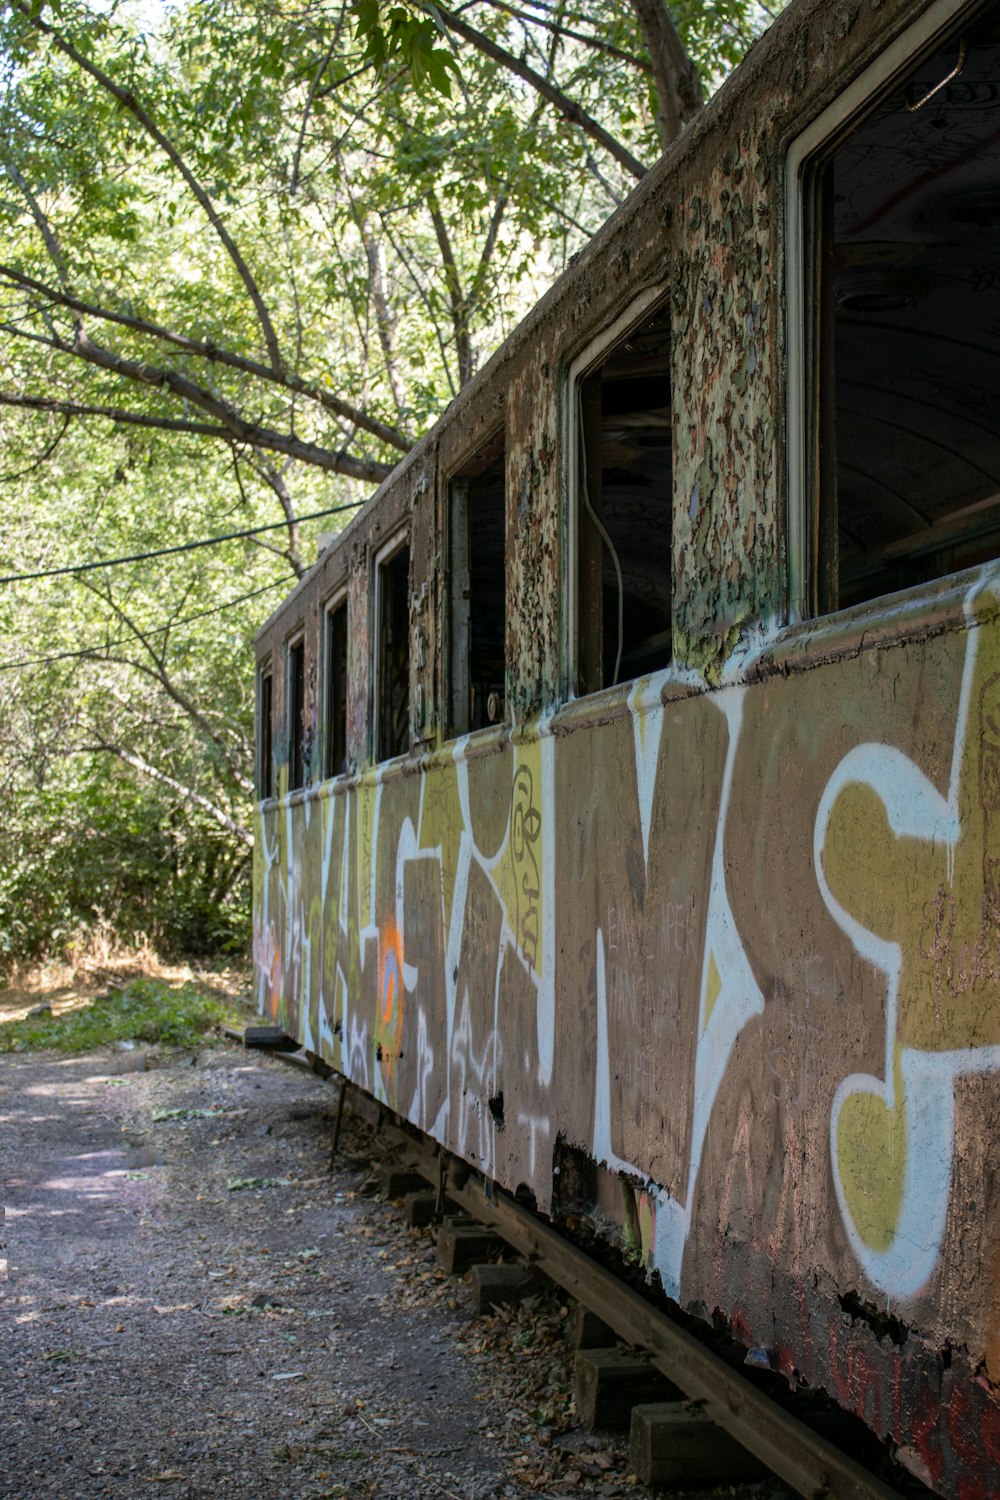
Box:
left=0, top=930, right=249, bottom=1025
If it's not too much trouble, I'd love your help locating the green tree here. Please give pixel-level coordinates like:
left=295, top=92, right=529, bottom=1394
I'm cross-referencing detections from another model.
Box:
left=0, top=0, right=781, bottom=970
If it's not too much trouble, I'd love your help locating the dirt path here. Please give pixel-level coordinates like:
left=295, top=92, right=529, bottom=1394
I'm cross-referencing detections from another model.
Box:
left=0, top=1043, right=787, bottom=1500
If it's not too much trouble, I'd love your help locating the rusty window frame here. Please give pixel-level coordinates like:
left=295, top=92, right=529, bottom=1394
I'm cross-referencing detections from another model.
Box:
left=447, top=429, right=507, bottom=738
left=373, top=530, right=411, bottom=762
left=256, top=661, right=274, bottom=802
left=564, top=284, right=673, bottom=699
left=784, top=0, right=974, bottom=622
left=286, top=632, right=307, bottom=791
left=323, top=586, right=350, bottom=779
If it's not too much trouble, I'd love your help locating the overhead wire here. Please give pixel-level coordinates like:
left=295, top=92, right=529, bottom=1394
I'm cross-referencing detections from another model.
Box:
left=0, top=499, right=364, bottom=586
left=0, top=577, right=287, bottom=674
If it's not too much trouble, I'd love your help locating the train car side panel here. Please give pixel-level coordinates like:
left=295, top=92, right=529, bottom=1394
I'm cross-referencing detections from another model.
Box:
left=256, top=584, right=1000, bottom=1494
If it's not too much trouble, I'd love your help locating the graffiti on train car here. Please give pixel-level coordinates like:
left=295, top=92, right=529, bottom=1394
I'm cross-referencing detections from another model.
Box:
left=818, top=587, right=1000, bottom=1299
left=256, top=581, right=1000, bottom=1479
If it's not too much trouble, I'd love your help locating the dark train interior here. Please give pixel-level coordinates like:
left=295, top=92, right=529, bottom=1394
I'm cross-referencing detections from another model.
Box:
left=325, top=597, right=348, bottom=778
left=449, top=436, right=506, bottom=734
left=829, top=0, right=1000, bottom=608
left=377, top=541, right=410, bottom=760
left=577, top=302, right=673, bottom=691
left=288, top=636, right=306, bottom=788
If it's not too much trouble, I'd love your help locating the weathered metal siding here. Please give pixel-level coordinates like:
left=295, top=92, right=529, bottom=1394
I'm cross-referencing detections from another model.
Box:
left=671, top=124, right=779, bottom=676
left=506, top=343, right=561, bottom=718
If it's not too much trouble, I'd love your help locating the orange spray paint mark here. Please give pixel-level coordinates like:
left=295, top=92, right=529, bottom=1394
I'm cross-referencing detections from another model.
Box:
left=376, top=921, right=405, bottom=1101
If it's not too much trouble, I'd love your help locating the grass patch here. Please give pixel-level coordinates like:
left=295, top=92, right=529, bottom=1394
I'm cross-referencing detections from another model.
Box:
left=0, top=977, right=243, bottom=1054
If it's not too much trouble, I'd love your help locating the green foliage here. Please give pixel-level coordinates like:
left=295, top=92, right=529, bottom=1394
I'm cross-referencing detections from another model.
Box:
left=0, top=0, right=785, bottom=973
left=0, top=758, right=253, bottom=969
left=353, top=0, right=458, bottom=94
left=0, top=976, right=241, bottom=1054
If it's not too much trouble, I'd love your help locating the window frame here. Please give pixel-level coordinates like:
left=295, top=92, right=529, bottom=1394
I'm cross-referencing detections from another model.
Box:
left=286, top=631, right=307, bottom=792
left=784, top=0, right=974, bottom=624
left=322, top=585, right=350, bottom=780
left=563, top=283, right=673, bottom=700
left=372, top=529, right=411, bottom=764
left=257, top=661, right=274, bottom=802
left=446, top=428, right=506, bottom=740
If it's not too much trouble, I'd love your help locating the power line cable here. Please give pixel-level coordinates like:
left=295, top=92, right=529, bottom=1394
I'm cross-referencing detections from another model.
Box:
left=0, top=577, right=286, bottom=674
left=0, top=499, right=363, bottom=586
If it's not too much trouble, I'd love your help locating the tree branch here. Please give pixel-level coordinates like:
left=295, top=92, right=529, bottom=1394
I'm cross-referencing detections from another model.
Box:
left=0, top=262, right=413, bottom=451
left=13, top=0, right=285, bottom=374
left=468, top=192, right=508, bottom=313
left=85, top=741, right=253, bottom=847
left=0, top=390, right=394, bottom=484
left=377, top=214, right=459, bottom=400
left=628, top=0, right=703, bottom=149
left=430, top=3, right=647, bottom=180
left=0, top=413, right=71, bottom=483
left=291, top=28, right=342, bottom=193
left=481, top=0, right=652, bottom=72
left=76, top=584, right=256, bottom=796
left=242, top=457, right=306, bottom=579
left=427, top=188, right=473, bottom=387
left=359, top=217, right=408, bottom=422
left=3, top=161, right=71, bottom=288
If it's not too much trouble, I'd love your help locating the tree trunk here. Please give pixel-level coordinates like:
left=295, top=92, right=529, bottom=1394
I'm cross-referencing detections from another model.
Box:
left=629, top=0, right=703, bottom=150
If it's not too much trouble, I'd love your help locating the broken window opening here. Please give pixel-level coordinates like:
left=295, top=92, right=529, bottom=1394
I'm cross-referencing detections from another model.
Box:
left=324, top=595, right=349, bottom=779
left=812, top=2, right=1000, bottom=612
left=257, top=666, right=273, bottom=801
left=376, top=539, right=410, bottom=762
left=449, top=433, right=506, bottom=736
left=574, top=300, right=673, bottom=695
left=287, top=636, right=306, bottom=791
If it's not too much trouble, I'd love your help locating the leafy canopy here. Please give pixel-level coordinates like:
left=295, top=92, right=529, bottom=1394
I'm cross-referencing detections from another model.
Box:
left=0, top=0, right=782, bottom=972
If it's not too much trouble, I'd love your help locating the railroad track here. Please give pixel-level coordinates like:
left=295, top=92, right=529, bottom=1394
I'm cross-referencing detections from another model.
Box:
left=249, top=1037, right=925, bottom=1500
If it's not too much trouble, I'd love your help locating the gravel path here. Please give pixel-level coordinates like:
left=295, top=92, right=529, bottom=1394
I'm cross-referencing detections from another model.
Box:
left=0, top=1042, right=788, bottom=1500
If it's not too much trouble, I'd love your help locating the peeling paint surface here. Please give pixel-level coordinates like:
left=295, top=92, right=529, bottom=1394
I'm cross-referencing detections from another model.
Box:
left=671, top=125, right=779, bottom=678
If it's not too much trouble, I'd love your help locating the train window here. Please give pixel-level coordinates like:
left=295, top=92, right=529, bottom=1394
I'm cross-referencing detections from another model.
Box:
left=571, top=296, right=673, bottom=694
left=324, top=593, right=349, bottom=778
left=448, top=432, right=506, bottom=736
left=257, top=666, right=273, bottom=801
left=287, top=635, right=306, bottom=791
left=797, top=2, right=1000, bottom=613
left=375, top=537, right=410, bottom=761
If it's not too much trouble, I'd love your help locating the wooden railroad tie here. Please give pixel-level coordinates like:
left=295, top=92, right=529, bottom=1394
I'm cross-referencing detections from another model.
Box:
left=571, top=1303, right=616, bottom=1350
left=241, top=1025, right=301, bottom=1050
left=435, top=1219, right=507, bottom=1276
left=469, top=1263, right=540, bottom=1314
left=629, top=1403, right=768, bottom=1488
left=404, top=1189, right=460, bottom=1229
left=380, top=1164, right=430, bottom=1200
left=574, top=1346, right=682, bottom=1430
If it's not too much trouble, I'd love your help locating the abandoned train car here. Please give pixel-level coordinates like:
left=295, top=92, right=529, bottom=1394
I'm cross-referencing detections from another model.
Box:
left=252, top=0, right=1000, bottom=1490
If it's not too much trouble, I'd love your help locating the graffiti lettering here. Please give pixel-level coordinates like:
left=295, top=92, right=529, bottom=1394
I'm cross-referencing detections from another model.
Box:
left=510, top=764, right=541, bottom=971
